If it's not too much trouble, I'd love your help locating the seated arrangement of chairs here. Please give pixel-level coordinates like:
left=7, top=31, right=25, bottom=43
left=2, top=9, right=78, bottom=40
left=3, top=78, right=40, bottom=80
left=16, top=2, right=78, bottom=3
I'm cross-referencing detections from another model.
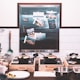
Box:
left=72, top=67, right=80, bottom=80
left=0, top=65, right=8, bottom=74
left=55, top=67, right=78, bottom=80
left=0, top=64, right=8, bottom=80
left=55, top=53, right=80, bottom=80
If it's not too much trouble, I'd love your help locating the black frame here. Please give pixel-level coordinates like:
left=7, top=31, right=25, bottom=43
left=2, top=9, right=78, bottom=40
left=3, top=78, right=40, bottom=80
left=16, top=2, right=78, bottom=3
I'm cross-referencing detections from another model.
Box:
left=18, top=3, right=61, bottom=52
left=60, top=26, right=80, bottom=28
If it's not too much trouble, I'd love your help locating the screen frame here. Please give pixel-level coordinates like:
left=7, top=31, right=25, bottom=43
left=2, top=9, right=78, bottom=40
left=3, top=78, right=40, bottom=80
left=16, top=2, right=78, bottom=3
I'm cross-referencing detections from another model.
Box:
left=18, top=3, right=61, bottom=52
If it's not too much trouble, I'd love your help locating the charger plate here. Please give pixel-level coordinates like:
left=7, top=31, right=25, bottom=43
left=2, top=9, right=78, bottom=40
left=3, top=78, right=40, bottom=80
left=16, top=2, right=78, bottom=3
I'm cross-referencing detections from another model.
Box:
left=7, top=71, right=30, bottom=79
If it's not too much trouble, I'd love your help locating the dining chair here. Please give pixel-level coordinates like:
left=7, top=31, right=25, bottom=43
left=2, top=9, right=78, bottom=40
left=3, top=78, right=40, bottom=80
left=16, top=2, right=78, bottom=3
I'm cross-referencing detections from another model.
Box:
left=73, top=67, right=80, bottom=80
left=56, top=67, right=73, bottom=80
left=0, top=65, right=8, bottom=74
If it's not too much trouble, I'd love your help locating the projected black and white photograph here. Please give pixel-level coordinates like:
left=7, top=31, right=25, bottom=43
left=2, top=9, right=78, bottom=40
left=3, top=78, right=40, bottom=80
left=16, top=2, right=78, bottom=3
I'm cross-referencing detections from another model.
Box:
left=18, top=3, right=61, bottom=52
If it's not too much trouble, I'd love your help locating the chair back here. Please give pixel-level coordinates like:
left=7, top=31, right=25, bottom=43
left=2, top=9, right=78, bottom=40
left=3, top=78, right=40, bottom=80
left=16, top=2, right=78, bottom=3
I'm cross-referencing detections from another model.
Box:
left=0, top=65, right=7, bottom=74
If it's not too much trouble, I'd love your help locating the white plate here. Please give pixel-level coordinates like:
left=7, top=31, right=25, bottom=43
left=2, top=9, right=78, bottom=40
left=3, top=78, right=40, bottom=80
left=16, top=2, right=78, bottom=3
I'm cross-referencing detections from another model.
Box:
left=8, top=71, right=30, bottom=79
left=68, top=61, right=76, bottom=64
